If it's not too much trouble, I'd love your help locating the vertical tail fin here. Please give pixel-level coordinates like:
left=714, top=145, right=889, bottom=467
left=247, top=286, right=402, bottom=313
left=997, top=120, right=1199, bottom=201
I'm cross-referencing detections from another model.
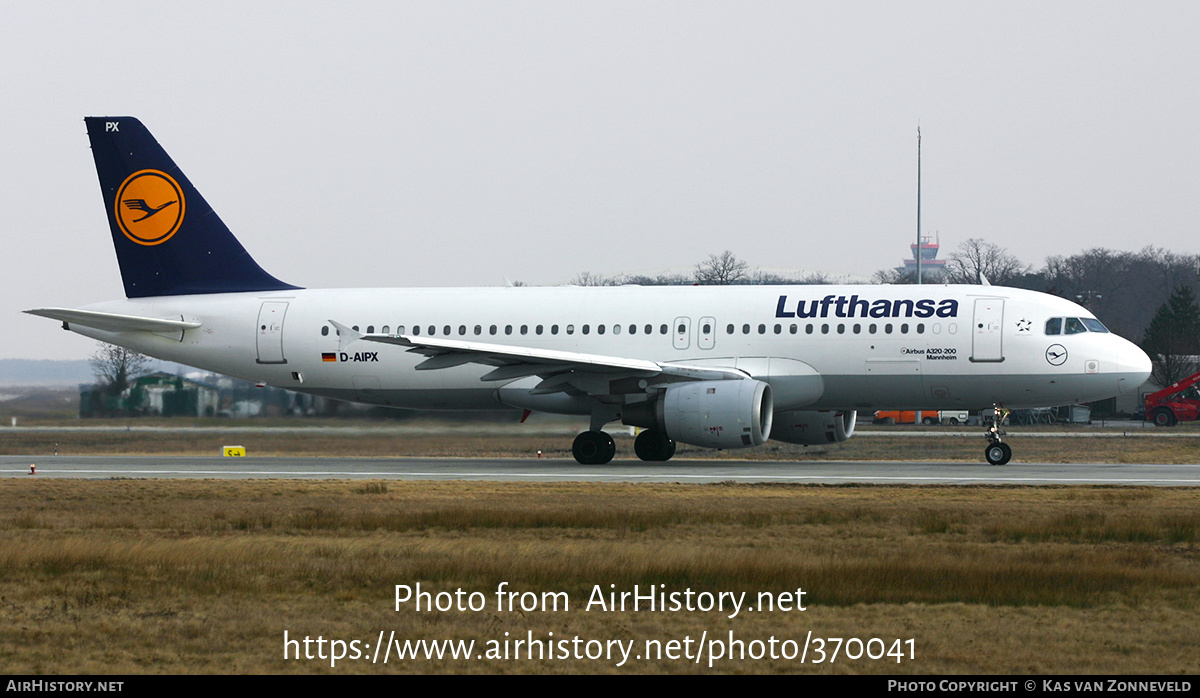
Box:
left=85, top=117, right=299, bottom=298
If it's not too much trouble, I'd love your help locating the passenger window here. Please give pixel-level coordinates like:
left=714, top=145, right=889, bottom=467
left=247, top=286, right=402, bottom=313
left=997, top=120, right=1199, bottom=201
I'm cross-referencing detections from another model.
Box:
left=367, top=325, right=375, bottom=334
left=582, top=325, right=590, bottom=335
left=505, top=325, right=513, bottom=335
left=821, top=324, right=829, bottom=334
left=660, top=324, right=668, bottom=334
left=1045, top=318, right=1062, bottom=335
left=536, top=325, right=543, bottom=335
left=900, top=323, right=909, bottom=334
left=552, top=325, right=559, bottom=335
left=612, top=324, right=621, bottom=335
left=566, top=324, right=575, bottom=335
left=412, top=326, right=420, bottom=336
left=428, top=325, right=435, bottom=335
left=474, top=325, right=481, bottom=335
left=853, top=324, right=861, bottom=334
left=398, top=325, right=406, bottom=335
left=321, top=326, right=329, bottom=336
left=597, top=325, right=605, bottom=335
left=806, top=324, right=814, bottom=335
left=742, top=324, right=751, bottom=335
left=885, top=324, right=893, bottom=334
left=489, top=325, right=497, bottom=335
left=443, top=325, right=451, bottom=336
left=869, top=324, right=877, bottom=334
left=520, top=325, right=528, bottom=335
left=630, top=325, right=637, bottom=335
left=837, top=324, right=845, bottom=334
left=645, top=324, right=653, bottom=335
left=758, top=324, right=766, bottom=334
left=773, top=324, right=781, bottom=334
left=1065, top=318, right=1087, bottom=334
left=726, top=324, right=734, bottom=335
left=382, top=326, right=390, bottom=334
left=916, top=323, right=924, bottom=334
left=459, top=325, right=466, bottom=335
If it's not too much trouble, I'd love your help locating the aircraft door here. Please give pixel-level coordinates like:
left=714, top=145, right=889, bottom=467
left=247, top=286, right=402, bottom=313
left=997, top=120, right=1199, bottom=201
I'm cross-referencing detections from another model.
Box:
left=698, top=316, right=716, bottom=350
left=256, top=301, right=289, bottom=364
left=970, top=298, right=1005, bottom=362
left=673, top=316, right=691, bottom=350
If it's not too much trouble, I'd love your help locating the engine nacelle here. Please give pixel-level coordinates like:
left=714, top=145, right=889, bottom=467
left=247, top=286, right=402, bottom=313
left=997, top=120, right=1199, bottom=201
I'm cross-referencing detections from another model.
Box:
left=771, top=410, right=856, bottom=445
left=624, top=379, right=773, bottom=449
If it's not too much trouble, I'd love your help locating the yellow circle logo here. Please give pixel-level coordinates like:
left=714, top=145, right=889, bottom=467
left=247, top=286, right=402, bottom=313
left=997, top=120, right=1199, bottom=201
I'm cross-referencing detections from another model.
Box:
left=114, top=170, right=185, bottom=246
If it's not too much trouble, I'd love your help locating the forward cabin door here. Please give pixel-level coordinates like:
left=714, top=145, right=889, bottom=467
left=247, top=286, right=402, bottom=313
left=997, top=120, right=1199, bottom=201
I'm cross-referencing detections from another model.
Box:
left=256, top=301, right=289, bottom=364
left=970, top=298, right=1005, bottom=362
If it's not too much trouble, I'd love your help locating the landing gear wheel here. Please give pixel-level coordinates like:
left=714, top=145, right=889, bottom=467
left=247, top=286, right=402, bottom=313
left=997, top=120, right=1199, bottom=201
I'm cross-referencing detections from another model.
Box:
left=634, top=429, right=676, bottom=461
left=573, top=431, right=616, bottom=465
left=985, top=442, right=1012, bottom=466
left=1151, top=408, right=1177, bottom=427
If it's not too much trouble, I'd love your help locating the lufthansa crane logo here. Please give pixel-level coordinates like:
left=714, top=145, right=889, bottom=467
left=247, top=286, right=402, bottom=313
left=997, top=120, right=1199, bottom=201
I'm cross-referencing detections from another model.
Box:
left=114, top=170, right=185, bottom=245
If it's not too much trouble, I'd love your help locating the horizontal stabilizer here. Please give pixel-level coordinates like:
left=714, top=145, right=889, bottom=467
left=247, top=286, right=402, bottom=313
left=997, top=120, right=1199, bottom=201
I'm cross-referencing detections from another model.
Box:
left=25, top=308, right=201, bottom=334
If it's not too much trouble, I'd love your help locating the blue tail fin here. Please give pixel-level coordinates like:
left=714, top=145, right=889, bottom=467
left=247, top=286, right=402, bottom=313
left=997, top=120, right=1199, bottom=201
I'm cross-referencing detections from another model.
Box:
left=85, top=117, right=299, bottom=298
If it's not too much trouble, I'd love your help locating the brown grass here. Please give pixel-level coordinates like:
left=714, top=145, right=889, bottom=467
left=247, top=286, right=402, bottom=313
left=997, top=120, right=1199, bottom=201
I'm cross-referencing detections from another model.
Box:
left=0, top=479, right=1197, bottom=674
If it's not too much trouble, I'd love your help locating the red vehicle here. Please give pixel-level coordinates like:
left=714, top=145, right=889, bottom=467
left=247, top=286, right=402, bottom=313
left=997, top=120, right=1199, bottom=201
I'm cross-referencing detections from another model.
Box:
left=1144, top=372, right=1200, bottom=427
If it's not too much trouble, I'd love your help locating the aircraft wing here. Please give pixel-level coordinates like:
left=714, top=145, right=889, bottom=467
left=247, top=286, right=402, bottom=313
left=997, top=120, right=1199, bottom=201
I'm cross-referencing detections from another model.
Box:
left=25, top=308, right=201, bottom=334
left=328, top=320, right=746, bottom=395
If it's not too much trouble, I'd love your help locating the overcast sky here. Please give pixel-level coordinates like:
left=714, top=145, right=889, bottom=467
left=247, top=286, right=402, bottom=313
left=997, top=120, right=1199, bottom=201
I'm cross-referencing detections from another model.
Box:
left=3, top=1, right=1197, bottom=360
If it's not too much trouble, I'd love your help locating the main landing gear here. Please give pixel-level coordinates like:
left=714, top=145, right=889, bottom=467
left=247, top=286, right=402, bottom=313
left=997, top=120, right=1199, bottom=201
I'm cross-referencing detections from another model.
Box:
left=571, top=428, right=677, bottom=464
left=572, top=431, right=616, bottom=465
left=983, top=404, right=1012, bottom=465
left=633, top=429, right=675, bottom=462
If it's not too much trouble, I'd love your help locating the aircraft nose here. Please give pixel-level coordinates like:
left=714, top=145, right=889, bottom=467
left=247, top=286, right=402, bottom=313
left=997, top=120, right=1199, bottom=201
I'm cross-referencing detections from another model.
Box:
left=1116, top=342, right=1153, bottom=394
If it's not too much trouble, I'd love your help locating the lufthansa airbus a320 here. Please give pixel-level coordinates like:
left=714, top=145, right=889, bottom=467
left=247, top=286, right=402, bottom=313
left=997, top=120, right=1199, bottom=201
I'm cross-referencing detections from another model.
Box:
left=28, top=118, right=1152, bottom=465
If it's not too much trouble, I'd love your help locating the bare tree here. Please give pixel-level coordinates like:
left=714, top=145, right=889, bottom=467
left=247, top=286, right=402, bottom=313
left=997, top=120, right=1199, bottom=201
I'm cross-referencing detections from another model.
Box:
left=694, top=250, right=749, bottom=285
left=571, top=271, right=606, bottom=286
left=944, top=239, right=1029, bottom=285
left=871, top=268, right=919, bottom=284
left=91, top=343, right=149, bottom=396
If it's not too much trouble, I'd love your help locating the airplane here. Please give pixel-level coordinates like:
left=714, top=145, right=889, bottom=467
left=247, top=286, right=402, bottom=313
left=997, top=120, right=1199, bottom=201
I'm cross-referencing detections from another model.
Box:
left=27, top=117, right=1153, bottom=466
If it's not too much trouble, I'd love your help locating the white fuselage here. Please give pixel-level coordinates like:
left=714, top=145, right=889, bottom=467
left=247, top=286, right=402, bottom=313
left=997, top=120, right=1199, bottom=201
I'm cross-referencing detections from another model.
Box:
left=68, top=283, right=1151, bottom=417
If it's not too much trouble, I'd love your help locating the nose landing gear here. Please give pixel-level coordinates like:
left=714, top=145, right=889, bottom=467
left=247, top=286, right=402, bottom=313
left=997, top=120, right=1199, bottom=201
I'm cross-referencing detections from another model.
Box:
left=984, top=405, right=1012, bottom=465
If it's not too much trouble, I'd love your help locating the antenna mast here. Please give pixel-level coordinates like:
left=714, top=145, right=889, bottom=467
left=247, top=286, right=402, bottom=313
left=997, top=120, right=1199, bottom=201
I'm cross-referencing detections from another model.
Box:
left=916, top=126, right=922, bottom=285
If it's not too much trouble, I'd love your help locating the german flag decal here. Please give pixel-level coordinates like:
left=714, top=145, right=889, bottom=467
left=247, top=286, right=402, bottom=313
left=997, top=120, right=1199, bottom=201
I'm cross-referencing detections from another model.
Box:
left=321, top=353, right=337, bottom=362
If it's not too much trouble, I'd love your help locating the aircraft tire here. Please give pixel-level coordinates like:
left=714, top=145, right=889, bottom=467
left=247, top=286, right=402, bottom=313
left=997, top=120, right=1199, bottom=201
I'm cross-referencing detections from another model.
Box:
left=574, top=431, right=615, bottom=465
left=985, top=442, right=1012, bottom=466
left=634, top=429, right=675, bottom=461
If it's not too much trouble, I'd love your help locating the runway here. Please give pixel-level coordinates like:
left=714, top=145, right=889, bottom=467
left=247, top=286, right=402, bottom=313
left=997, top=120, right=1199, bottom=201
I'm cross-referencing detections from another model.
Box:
left=3, top=455, right=1199, bottom=485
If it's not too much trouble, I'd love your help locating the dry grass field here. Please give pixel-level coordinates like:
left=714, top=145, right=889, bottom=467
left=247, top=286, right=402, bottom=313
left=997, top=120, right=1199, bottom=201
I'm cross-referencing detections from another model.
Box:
left=1, top=478, right=1198, bottom=674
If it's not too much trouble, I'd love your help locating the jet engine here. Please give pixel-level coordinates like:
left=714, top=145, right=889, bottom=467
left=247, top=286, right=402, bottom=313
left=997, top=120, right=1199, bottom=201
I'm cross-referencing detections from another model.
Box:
left=623, top=379, right=773, bottom=449
left=770, top=409, right=857, bottom=445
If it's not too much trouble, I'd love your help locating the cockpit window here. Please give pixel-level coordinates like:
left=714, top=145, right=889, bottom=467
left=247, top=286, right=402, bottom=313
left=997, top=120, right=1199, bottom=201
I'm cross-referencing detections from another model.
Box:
left=1047, top=316, right=1109, bottom=335
left=1064, top=318, right=1087, bottom=334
